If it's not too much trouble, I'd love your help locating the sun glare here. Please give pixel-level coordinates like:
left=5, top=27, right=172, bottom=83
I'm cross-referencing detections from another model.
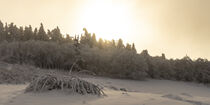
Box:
left=77, top=0, right=133, bottom=41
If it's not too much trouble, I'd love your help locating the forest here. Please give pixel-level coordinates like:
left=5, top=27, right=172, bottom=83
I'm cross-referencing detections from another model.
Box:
left=0, top=20, right=210, bottom=84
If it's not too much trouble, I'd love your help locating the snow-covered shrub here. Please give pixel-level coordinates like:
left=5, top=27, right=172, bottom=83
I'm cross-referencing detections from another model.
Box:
left=25, top=73, right=105, bottom=96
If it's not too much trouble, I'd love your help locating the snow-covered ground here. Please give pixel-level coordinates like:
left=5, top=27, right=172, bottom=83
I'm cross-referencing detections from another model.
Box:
left=1, top=77, right=210, bottom=105
left=0, top=84, right=27, bottom=105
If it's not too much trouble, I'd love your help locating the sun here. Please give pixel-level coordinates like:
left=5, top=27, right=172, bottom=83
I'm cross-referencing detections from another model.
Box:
left=77, top=0, right=133, bottom=41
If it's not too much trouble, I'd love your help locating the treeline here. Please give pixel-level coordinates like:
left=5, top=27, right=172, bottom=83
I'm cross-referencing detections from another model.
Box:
left=0, top=21, right=209, bottom=84
left=0, top=21, right=69, bottom=42
left=0, top=21, right=136, bottom=51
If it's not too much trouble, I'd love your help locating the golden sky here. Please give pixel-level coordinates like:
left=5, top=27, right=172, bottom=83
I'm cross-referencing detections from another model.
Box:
left=0, top=0, right=210, bottom=59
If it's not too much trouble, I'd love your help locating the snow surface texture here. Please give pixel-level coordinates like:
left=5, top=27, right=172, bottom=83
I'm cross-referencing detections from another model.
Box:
left=0, top=76, right=210, bottom=105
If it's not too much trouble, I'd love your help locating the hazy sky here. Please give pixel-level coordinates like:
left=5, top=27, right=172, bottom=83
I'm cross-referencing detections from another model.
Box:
left=0, top=0, right=210, bottom=59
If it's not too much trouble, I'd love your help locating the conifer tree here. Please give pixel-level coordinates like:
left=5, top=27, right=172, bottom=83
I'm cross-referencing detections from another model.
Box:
left=50, top=27, right=63, bottom=42
left=80, top=28, right=92, bottom=46
left=98, top=38, right=104, bottom=49
left=37, top=23, right=48, bottom=41
left=7, top=23, right=15, bottom=41
left=111, top=39, right=116, bottom=48
left=18, top=26, right=24, bottom=41
left=91, top=33, right=97, bottom=47
left=65, top=34, right=73, bottom=43
left=131, top=43, right=137, bottom=53
left=162, top=53, right=166, bottom=59
left=0, top=21, right=4, bottom=41
left=117, top=38, right=124, bottom=49
left=125, top=43, right=132, bottom=50
left=23, top=25, right=33, bottom=41
left=4, top=23, right=9, bottom=41
left=33, top=28, right=38, bottom=40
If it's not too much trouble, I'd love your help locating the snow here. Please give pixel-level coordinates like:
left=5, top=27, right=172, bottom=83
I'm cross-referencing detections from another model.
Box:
left=1, top=77, right=210, bottom=105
